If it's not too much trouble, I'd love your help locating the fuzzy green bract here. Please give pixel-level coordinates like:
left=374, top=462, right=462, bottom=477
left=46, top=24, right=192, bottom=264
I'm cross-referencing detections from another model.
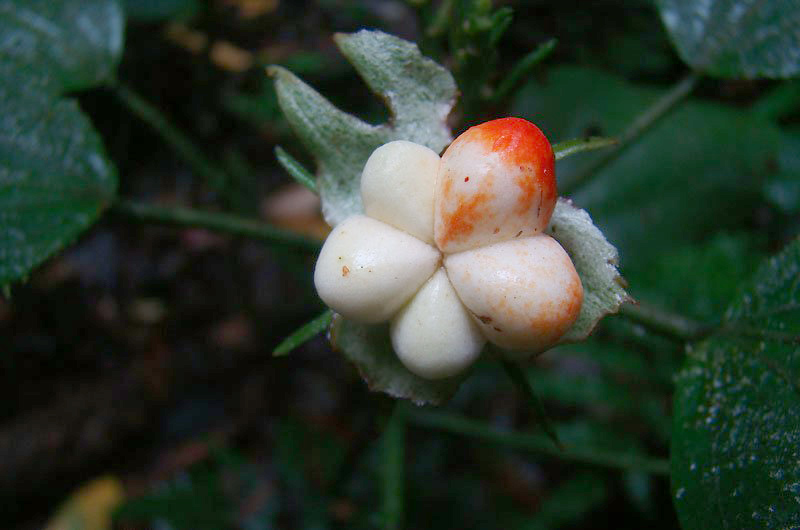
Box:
left=655, top=0, right=800, bottom=78
left=671, top=239, right=800, bottom=529
left=273, top=30, right=629, bottom=404
left=331, top=317, right=464, bottom=406
left=270, top=29, right=456, bottom=227
left=0, top=0, right=122, bottom=285
left=547, top=199, right=631, bottom=344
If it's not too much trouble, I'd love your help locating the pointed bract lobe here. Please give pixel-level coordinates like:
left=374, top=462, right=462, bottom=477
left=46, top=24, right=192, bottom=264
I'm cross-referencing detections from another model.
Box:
left=444, top=234, right=582, bottom=356
left=391, top=268, right=486, bottom=379
left=361, top=140, right=440, bottom=244
left=314, top=215, right=441, bottom=323
left=435, top=117, right=556, bottom=253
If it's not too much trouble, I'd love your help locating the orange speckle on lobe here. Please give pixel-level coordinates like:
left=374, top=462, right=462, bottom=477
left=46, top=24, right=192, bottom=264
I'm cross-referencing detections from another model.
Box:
left=437, top=191, right=492, bottom=248
left=442, top=175, right=453, bottom=198
left=565, top=275, right=584, bottom=320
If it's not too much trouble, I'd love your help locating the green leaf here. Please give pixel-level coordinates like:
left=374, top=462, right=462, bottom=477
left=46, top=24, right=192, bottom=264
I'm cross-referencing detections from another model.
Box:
left=525, top=358, right=672, bottom=441
left=114, top=455, right=234, bottom=529
left=333, top=31, right=455, bottom=151
left=525, top=472, right=609, bottom=530
left=546, top=198, right=631, bottom=343
left=752, top=80, right=800, bottom=121
left=0, top=0, right=122, bottom=285
left=655, top=0, right=800, bottom=78
left=626, top=233, right=764, bottom=321
left=0, top=85, right=117, bottom=285
left=0, top=0, right=124, bottom=92
left=269, top=29, right=456, bottom=226
left=764, top=127, right=800, bottom=214
left=672, top=239, right=800, bottom=529
left=514, top=67, right=779, bottom=263
left=330, top=316, right=465, bottom=406
left=268, top=64, right=390, bottom=225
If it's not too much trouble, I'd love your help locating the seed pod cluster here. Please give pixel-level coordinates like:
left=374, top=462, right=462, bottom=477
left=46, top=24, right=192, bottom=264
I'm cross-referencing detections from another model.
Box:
left=314, top=118, right=583, bottom=379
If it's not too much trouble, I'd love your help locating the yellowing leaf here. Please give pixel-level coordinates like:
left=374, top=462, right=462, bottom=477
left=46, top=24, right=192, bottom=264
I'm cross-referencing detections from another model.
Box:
left=45, top=476, right=125, bottom=530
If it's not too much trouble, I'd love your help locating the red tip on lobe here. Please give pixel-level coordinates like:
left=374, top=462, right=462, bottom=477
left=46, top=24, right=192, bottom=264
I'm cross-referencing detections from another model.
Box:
left=435, top=117, right=558, bottom=252
left=468, top=118, right=554, bottom=170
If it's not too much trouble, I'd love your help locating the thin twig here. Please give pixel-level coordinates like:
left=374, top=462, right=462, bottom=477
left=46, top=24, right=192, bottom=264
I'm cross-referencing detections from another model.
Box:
left=113, top=82, right=231, bottom=195
left=562, top=72, right=700, bottom=196
left=407, top=409, right=670, bottom=476
left=501, top=360, right=563, bottom=449
left=620, top=301, right=714, bottom=341
left=114, top=199, right=321, bottom=251
left=425, top=0, right=454, bottom=38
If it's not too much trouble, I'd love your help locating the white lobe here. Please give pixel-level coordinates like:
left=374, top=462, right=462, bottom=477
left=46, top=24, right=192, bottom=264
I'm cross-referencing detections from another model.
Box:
left=444, top=234, right=583, bottom=357
left=314, top=215, right=441, bottom=323
left=391, top=268, right=485, bottom=379
left=361, top=140, right=440, bottom=244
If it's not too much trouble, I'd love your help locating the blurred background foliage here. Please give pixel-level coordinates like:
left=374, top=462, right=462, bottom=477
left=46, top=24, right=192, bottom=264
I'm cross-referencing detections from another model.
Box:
left=1, top=0, right=799, bottom=528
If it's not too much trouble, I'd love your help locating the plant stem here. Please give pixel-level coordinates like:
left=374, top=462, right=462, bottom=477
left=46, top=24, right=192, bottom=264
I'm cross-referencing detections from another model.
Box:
left=382, top=403, right=406, bottom=530
left=113, top=82, right=231, bottom=195
left=425, top=0, right=454, bottom=38
left=621, top=301, right=800, bottom=345
left=407, top=409, right=670, bottom=476
left=501, top=360, right=562, bottom=449
left=114, top=199, right=321, bottom=251
left=562, top=72, right=700, bottom=196
left=620, top=301, right=713, bottom=341
left=553, top=136, right=618, bottom=161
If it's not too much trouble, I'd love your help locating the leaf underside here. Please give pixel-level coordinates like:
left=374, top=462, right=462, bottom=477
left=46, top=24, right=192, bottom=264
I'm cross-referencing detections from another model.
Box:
left=671, top=239, right=800, bottom=529
left=270, top=29, right=456, bottom=226
left=547, top=198, right=631, bottom=344
left=331, top=316, right=465, bottom=406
